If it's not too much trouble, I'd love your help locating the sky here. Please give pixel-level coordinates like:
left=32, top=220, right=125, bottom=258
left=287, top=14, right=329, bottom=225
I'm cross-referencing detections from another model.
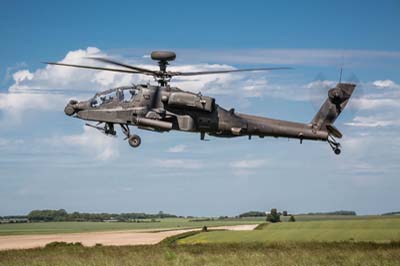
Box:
left=0, top=0, right=399, bottom=216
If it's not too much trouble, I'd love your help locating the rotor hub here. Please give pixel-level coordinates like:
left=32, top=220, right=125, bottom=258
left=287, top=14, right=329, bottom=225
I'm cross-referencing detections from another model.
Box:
left=150, top=51, right=176, bottom=86
left=150, top=51, right=176, bottom=62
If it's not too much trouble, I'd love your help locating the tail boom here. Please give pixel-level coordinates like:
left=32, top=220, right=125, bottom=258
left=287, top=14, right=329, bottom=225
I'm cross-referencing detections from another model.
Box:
left=237, top=113, right=328, bottom=141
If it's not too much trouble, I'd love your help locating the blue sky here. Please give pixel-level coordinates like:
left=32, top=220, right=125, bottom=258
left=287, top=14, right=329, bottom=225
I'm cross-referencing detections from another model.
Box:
left=0, top=0, right=399, bottom=216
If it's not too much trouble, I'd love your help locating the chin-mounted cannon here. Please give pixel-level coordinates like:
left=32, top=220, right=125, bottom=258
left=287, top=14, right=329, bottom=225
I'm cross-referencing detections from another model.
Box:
left=64, top=99, right=89, bottom=116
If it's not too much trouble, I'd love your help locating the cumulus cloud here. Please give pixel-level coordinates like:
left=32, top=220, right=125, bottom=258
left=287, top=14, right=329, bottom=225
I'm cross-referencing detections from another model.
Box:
left=0, top=47, right=283, bottom=121
left=3, top=62, right=27, bottom=83
left=9, top=47, right=107, bottom=93
left=167, top=144, right=187, bottom=153
left=351, top=98, right=400, bottom=110
left=230, top=159, right=267, bottom=169
left=0, top=93, right=64, bottom=120
left=54, top=126, right=120, bottom=161
left=345, top=116, right=400, bottom=128
left=155, top=159, right=203, bottom=169
left=373, top=80, right=400, bottom=90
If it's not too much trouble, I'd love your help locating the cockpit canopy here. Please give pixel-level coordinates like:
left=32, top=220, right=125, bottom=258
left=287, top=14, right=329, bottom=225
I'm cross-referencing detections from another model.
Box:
left=91, top=86, right=138, bottom=107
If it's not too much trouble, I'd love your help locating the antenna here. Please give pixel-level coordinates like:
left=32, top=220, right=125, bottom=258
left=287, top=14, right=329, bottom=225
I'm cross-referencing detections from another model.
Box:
left=339, top=54, right=344, bottom=83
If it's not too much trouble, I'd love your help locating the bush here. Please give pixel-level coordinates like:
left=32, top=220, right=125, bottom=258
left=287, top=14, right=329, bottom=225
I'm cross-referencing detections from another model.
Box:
left=45, top=241, right=83, bottom=248
left=288, top=215, right=296, bottom=222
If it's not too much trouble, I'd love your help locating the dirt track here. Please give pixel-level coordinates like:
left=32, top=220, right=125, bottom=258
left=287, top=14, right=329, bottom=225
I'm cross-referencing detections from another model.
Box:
left=0, top=224, right=258, bottom=250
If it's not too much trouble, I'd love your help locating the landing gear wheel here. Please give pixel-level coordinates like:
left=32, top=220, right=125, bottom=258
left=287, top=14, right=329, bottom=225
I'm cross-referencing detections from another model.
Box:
left=128, top=135, right=141, bottom=148
left=328, top=135, right=342, bottom=155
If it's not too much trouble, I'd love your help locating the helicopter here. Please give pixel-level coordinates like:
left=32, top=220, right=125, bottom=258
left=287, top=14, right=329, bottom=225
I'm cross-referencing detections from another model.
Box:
left=46, top=51, right=356, bottom=155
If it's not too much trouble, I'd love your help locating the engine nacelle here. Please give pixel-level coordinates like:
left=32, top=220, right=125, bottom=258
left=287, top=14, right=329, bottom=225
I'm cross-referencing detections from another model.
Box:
left=167, top=92, right=215, bottom=112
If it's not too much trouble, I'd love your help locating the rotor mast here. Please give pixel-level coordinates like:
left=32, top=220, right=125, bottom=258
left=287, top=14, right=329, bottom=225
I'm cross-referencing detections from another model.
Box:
left=150, top=51, right=176, bottom=86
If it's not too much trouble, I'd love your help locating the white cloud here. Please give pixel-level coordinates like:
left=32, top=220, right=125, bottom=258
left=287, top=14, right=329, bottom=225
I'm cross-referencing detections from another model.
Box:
left=373, top=80, right=400, bottom=90
left=351, top=98, right=400, bottom=110
left=0, top=93, right=64, bottom=120
left=345, top=116, right=400, bottom=128
left=169, top=64, right=273, bottom=97
left=230, top=159, right=267, bottom=169
left=56, top=126, right=120, bottom=161
left=305, top=80, right=337, bottom=91
left=156, top=159, right=203, bottom=169
left=167, top=144, right=187, bottom=153
left=3, top=62, right=27, bottom=83
left=0, top=47, right=282, bottom=121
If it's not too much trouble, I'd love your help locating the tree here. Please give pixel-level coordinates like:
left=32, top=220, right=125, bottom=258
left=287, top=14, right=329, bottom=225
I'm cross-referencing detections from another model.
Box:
left=266, top=208, right=281, bottom=223
left=288, top=215, right=296, bottom=222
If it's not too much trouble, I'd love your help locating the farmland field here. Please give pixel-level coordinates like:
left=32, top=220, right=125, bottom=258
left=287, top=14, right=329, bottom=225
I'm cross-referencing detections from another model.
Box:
left=1, top=216, right=400, bottom=265
left=179, top=217, right=400, bottom=244
left=0, top=242, right=399, bottom=266
left=0, top=217, right=264, bottom=236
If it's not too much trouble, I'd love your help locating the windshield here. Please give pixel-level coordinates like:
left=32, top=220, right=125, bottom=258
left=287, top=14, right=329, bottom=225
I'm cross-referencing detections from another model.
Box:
left=91, top=87, right=138, bottom=107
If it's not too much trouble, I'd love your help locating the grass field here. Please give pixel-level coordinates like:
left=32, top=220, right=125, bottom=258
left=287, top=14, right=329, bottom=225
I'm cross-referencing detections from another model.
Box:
left=1, top=216, right=400, bottom=265
left=0, top=217, right=264, bottom=236
left=0, top=242, right=399, bottom=266
left=281, top=214, right=393, bottom=221
left=180, top=217, right=400, bottom=244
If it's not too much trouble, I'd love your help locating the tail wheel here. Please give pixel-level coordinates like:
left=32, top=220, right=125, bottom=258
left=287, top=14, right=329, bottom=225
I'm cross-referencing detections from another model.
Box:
left=128, top=135, right=141, bottom=148
left=328, top=135, right=341, bottom=155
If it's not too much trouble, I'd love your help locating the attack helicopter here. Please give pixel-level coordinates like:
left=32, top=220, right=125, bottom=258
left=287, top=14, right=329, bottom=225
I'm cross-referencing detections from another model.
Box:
left=46, top=51, right=356, bottom=155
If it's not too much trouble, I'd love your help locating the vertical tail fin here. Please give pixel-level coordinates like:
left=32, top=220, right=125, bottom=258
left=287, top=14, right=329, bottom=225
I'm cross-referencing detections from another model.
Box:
left=311, top=83, right=356, bottom=138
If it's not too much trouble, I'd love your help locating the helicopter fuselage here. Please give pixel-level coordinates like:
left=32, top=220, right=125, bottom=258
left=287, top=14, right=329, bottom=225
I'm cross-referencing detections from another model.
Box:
left=65, top=84, right=329, bottom=144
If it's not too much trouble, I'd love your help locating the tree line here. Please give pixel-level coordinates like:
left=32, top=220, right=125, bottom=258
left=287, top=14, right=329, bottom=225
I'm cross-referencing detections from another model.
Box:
left=26, top=209, right=178, bottom=222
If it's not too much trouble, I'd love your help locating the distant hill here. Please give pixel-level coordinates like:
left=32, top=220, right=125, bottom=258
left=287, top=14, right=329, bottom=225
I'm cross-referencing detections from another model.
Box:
left=297, top=210, right=357, bottom=216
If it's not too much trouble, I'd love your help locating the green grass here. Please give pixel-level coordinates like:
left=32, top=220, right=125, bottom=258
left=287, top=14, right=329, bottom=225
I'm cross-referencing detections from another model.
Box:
left=0, top=217, right=263, bottom=236
left=1, top=242, right=399, bottom=266
left=284, top=214, right=395, bottom=221
left=180, top=218, right=400, bottom=244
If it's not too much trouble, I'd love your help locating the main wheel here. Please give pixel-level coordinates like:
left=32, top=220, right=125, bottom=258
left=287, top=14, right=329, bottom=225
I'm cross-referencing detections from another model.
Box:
left=128, top=135, right=141, bottom=148
left=334, top=148, right=341, bottom=155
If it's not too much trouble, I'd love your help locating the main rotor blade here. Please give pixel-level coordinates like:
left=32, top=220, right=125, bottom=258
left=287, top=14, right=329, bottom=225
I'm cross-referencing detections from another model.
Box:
left=88, top=57, right=158, bottom=75
left=44, top=62, right=147, bottom=75
left=170, top=67, right=293, bottom=76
